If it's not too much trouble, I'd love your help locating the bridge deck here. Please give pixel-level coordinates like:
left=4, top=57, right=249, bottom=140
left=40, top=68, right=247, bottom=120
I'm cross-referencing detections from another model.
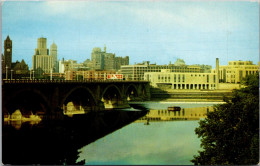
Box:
left=2, top=79, right=150, bottom=84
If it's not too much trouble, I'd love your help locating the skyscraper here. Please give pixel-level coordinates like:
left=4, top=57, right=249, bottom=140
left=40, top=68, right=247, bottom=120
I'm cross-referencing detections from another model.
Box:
left=32, top=37, right=53, bottom=75
left=91, top=47, right=104, bottom=70
left=90, top=45, right=129, bottom=71
left=50, top=42, right=58, bottom=72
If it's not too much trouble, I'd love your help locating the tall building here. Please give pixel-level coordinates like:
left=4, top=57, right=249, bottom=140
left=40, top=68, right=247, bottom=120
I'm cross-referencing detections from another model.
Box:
left=90, top=46, right=129, bottom=71
left=35, top=37, right=49, bottom=55
left=50, top=42, right=58, bottom=72
left=2, top=35, right=29, bottom=79
left=115, top=56, right=129, bottom=70
left=32, top=37, right=53, bottom=75
left=4, top=35, right=12, bottom=73
left=91, top=47, right=104, bottom=70
left=104, top=53, right=115, bottom=70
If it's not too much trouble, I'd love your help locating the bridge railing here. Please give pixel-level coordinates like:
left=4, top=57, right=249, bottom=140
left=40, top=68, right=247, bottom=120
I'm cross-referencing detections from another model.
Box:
left=2, top=79, right=150, bottom=84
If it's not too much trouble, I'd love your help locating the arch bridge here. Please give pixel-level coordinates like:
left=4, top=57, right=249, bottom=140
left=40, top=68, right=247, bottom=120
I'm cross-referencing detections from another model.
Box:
left=2, top=80, right=150, bottom=118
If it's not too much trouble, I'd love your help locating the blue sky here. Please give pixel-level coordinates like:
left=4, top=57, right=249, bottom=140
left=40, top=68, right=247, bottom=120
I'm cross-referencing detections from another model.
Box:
left=1, top=0, right=259, bottom=68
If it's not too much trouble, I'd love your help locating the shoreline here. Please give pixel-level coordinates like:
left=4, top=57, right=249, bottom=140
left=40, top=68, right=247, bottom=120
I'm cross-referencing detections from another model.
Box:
left=130, top=101, right=226, bottom=104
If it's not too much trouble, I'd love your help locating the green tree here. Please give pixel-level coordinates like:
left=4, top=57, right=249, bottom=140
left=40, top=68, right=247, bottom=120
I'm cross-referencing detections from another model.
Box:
left=191, top=73, right=259, bottom=165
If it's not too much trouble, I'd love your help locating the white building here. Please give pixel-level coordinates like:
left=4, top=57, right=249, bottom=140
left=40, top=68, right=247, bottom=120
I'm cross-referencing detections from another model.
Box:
left=212, top=60, right=259, bottom=83
left=59, top=60, right=65, bottom=73
left=144, top=69, right=218, bottom=90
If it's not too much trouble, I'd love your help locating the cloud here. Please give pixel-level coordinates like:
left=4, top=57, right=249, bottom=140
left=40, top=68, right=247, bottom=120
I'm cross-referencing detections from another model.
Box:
left=38, top=1, right=244, bottom=33
left=126, top=2, right=241, bottom=33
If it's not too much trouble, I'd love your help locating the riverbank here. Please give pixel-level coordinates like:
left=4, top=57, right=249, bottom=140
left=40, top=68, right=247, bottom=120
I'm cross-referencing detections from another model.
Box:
left=150, top=88, right=233, bottom=102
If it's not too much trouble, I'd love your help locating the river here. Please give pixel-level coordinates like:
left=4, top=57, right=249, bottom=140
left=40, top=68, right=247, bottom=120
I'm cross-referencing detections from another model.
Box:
left=3, top=101, right=223, bottom=165
left=76, top=102, right=222, bottom=165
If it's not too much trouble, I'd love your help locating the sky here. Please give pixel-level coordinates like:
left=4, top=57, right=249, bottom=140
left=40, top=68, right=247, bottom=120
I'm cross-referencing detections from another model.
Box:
left=1, top=0, right=259, bottom=68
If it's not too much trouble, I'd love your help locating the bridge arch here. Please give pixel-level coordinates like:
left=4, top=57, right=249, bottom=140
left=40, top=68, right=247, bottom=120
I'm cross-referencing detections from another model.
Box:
left=3, top=88, right=51, bottom=118
left=125, top=84, right=139, bottom=101
left=101, top=84, right=123, bottom=99
left=61, top=86, right=97, bottom=112
left=101, top=84, right=124, bottom=108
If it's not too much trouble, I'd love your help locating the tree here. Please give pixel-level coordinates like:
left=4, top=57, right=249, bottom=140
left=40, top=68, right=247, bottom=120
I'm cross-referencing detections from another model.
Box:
left=191, top=73, right=259, bottom=165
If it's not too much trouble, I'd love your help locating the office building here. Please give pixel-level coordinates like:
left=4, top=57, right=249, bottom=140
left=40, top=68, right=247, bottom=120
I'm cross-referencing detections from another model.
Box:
left=32, top=37, right=53, bottom=75
left=212, top=60, right=259, bottom=83
left=50, top=42, right=58, bottom=72
left=121, top=60, right=209, bottom=81
left=144, top=69, right=218, bottom=90
left=91, top=46, right=129, bottom=71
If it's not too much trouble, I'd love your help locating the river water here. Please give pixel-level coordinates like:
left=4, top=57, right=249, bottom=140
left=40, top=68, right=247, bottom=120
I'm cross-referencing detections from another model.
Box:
left=3, top=101, right=223, bottom=165
left=76, top=102, right=221, bottom=165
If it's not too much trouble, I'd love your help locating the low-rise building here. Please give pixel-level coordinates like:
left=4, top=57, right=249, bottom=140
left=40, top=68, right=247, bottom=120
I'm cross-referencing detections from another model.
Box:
left=144, top=69, right=218, bottom=90
left=212, top=60, right=259, bottom=83
left=65, top=70, right=116, bottom=80
left=121, top=60, right=210, bottom=81
left=12, top=59, right=29, bottom=76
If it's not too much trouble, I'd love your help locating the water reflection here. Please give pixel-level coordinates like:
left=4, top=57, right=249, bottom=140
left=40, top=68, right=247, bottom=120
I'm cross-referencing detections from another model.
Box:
left=3, top=109, right=147, bottom=165
left=77, top=121, right=202, bottom=165
left=138, top=106, right=213, bottom=122
left=3, top=102, right=216, bottom=165
left=77, top=104, right=215, bottom=165
left=4, top=110, right=42, bottom=130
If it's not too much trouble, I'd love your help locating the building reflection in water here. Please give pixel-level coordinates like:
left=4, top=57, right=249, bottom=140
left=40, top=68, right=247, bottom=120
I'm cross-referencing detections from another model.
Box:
left=2, top=107, right=148, bottom=165
left=4, top=109, right=42, bottom=130
left=137, top=106, right=213, bottom=122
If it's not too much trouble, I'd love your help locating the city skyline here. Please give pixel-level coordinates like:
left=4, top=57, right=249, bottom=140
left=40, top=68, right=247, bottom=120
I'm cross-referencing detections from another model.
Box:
left=1, top=1, right=259, bottom=68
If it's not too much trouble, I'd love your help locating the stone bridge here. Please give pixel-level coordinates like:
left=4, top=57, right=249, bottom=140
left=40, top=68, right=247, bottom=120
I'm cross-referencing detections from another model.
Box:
left=2, top=80, right=150, bottom=117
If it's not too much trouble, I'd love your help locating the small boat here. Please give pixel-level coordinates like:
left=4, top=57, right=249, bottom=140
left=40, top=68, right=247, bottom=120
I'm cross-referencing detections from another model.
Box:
left=168, top=106, right=181, bottom=111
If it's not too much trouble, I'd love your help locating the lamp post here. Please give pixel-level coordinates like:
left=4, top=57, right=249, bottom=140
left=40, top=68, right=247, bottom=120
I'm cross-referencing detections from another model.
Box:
left=83, top=71, right=85, bottom=81
left=32, top=70, right=35, bottom=80
left=5, top=65, right=8, bottom=80
left=68, top=71, right=70, bottom=80
left=30, top=69, right=32, bottom=80
left=11, top=69, right=13, bottom=80
left=77, top=72, right=78, bottom=81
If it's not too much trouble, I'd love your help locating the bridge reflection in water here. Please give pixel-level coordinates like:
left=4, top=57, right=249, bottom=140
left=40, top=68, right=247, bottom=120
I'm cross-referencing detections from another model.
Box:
left=3, top=108, right=148, bottom=165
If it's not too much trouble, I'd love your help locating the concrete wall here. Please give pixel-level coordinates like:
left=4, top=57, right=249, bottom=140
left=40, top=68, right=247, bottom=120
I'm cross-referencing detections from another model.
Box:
left=218, top=83, right=241, bottom=90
